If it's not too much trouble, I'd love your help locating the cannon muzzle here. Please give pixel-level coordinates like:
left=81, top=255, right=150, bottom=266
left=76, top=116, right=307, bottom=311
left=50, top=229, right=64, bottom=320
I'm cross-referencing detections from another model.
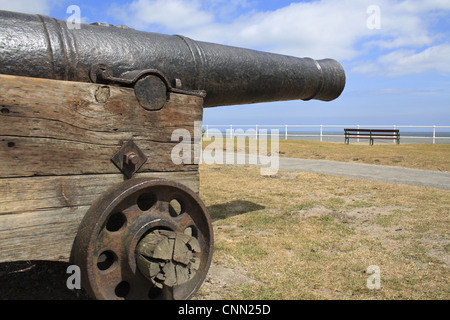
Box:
left=0, top=10, right=345, bottom=107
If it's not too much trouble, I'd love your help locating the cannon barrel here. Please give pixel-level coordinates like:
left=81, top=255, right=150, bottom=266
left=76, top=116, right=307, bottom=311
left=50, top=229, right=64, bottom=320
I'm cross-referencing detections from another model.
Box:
left=0, top=10, right=345, bottom=108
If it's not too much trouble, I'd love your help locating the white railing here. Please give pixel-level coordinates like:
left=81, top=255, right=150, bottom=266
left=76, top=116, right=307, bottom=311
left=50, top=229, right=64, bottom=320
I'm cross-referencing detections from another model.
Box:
left=202, top=125, right=450, bottom=144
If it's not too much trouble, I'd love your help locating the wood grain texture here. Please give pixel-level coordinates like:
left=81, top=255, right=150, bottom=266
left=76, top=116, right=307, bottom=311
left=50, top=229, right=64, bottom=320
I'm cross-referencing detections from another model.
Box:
left=136, top=230, right=200, bottom=288
left=0, top=172, right=199, bottom=263
left=0, top=74, right=203, bottom=177
left=0, top=74, right=204, bottom=263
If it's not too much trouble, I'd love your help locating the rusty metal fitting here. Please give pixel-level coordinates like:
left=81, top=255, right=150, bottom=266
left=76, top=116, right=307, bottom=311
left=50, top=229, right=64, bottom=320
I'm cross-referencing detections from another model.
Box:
left=124, top=152, right=139, bottom=166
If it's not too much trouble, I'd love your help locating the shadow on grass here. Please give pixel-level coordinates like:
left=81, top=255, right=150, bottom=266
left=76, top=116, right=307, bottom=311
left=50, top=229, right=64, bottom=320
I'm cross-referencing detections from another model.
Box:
left=0, top=200, right=264, bottom=300
left=207, top=200, right=265, bottom=221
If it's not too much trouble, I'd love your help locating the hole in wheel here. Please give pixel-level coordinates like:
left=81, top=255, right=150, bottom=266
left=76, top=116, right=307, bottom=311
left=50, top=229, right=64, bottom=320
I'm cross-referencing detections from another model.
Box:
left=184, top=226, right=198, bottom=238
left=169, top=199, right=182, bottom=217
left=97, top=251, right=116, bottom=271
left=137, top=193, right=156, bottom=211
left=106, top=212, right=127, bottom=232
left=115, top=281, right=130, bottom=298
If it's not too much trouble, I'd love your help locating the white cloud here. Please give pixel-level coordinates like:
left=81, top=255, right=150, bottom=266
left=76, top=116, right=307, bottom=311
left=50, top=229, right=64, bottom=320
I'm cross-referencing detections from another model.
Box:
left=352, top=44, right=450, bottom=76
left=396, top=0, right=450, bottom=12
left=214, top=1, right=367, bottom=59
left=0, top=0, right=51, bottom=14
left=109, top=0, right=372, bottom=59
left=108, top=0, right=214, bottom=32
left=378, top=44, right=450, bottom=76
left=108, top=0, right=450, bottom=75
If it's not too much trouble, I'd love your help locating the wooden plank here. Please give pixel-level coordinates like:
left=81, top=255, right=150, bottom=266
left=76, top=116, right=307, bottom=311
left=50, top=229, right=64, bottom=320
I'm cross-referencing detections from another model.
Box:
left=0, top=74, right=203, bottom=177
left=345, top=129, right=399, bottom=133
left=0, top=172, right=199, bottom=215
left=0, top=206, right=87, bottom=263
left=0, top=171, right=199, bottom=263
left=0, top=74, right=204, bottom=263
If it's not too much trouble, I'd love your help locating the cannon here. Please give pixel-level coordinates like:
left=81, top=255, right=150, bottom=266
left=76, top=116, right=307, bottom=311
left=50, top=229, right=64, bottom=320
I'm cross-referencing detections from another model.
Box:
left=0, top=10, right=345, bottom=300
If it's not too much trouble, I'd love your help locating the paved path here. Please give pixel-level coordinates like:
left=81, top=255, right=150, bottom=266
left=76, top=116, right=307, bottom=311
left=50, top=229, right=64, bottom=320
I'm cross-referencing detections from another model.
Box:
left=201, top=153, right=450, bottom=190
left=278, top=157, right=450, bottom=190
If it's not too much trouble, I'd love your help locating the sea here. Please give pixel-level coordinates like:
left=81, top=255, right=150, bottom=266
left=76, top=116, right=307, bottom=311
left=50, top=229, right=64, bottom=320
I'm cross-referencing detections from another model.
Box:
left=203, top=127, right=450, bottom=144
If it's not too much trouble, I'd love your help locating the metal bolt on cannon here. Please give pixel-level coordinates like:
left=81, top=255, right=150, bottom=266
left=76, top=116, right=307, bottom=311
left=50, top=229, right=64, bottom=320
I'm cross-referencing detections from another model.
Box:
left=0, top=10, right=345, bottom=300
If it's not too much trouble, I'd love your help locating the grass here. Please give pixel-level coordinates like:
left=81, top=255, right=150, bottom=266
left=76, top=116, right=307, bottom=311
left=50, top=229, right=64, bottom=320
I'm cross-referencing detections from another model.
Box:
left=202, top=138, right=450, bottom=171
left=277, top=140, right=450, bottom=171
left=198, top=164, right=450, bottom=300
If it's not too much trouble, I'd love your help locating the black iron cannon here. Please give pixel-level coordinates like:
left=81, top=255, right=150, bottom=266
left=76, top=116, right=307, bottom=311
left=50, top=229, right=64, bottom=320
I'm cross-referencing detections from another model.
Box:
left=0, top=10, right=345, bottom=300
left=0, top=10, right=345, bottom=108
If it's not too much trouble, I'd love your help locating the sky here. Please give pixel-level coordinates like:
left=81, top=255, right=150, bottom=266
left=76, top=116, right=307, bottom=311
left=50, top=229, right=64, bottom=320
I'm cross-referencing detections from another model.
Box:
left=0, top=0, right=449, bottom=127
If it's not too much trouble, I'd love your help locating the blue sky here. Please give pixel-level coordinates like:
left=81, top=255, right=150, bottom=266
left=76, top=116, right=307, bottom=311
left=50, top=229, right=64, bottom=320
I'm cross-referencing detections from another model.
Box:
left=1, top=0, right=449, bottom=126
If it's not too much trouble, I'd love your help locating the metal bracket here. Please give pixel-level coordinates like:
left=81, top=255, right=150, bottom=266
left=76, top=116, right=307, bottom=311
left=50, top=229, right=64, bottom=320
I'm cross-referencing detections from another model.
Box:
left=111, top=139, right=148, bottom=179
left=89, top=64, right=206, bottom=111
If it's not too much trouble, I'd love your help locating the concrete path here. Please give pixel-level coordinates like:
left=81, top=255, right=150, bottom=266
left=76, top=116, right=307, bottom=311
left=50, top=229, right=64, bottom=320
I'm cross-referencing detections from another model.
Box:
left=278, top=157, right=450, bottom=190
left=201, top=153, right=450, bottom=190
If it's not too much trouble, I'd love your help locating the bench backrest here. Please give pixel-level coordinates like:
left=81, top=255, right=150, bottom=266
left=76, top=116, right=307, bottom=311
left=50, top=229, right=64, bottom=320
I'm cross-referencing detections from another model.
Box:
left=344, top=129, right=399, bottom=133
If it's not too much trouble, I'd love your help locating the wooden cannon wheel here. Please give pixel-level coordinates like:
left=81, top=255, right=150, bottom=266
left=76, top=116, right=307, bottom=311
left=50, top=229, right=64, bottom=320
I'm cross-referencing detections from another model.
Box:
left=70, top=178, right=213, bottom=300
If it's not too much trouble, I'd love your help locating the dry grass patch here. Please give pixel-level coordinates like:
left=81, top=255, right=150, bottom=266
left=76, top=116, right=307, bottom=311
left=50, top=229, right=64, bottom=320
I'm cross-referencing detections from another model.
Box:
left=198, top=164, right=450, bottom=300
left=279, top=140, right=450, bottom=171
left=202, top=138, right=450, bottom=171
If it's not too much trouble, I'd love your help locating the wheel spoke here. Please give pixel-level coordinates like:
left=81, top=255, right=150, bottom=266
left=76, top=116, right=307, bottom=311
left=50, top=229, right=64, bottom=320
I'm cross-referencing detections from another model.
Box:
left=174, top=212, right=196, bottom=231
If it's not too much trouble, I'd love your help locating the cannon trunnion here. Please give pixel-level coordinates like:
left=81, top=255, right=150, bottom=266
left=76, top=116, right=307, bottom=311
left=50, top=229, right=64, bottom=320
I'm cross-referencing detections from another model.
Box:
left=0, top=10, right=345, bottom=300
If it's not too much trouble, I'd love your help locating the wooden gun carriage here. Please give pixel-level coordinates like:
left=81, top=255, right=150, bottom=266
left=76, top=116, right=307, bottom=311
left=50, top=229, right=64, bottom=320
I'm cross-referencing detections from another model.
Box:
left=0, top=10, right=345, bottom=300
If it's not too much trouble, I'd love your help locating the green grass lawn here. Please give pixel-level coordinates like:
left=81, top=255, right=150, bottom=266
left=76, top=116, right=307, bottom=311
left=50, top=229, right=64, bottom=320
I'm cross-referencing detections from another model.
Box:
left=197, top=163, right=450, bottom=299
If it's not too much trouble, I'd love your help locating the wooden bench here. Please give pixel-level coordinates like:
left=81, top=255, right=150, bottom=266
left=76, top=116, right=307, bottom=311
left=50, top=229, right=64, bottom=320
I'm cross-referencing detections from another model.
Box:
left=344, top=129, right=400, bottom=145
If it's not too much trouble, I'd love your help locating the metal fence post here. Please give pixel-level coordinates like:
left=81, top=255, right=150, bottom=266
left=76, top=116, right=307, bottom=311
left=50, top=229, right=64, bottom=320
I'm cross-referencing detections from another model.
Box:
left=433, top=125, right=436, bottom=144
left=202, top=124, right=449, bottom=144
left=393, top=125, right=396, bottom=143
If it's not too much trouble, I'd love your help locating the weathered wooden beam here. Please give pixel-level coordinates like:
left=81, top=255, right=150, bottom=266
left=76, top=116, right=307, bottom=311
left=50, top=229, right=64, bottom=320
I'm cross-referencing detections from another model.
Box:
left=0, top=74, right=204, bottom=264
left=0, top=74, right=203, bottom=177
left=0, top=171, right=199, bottom=263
